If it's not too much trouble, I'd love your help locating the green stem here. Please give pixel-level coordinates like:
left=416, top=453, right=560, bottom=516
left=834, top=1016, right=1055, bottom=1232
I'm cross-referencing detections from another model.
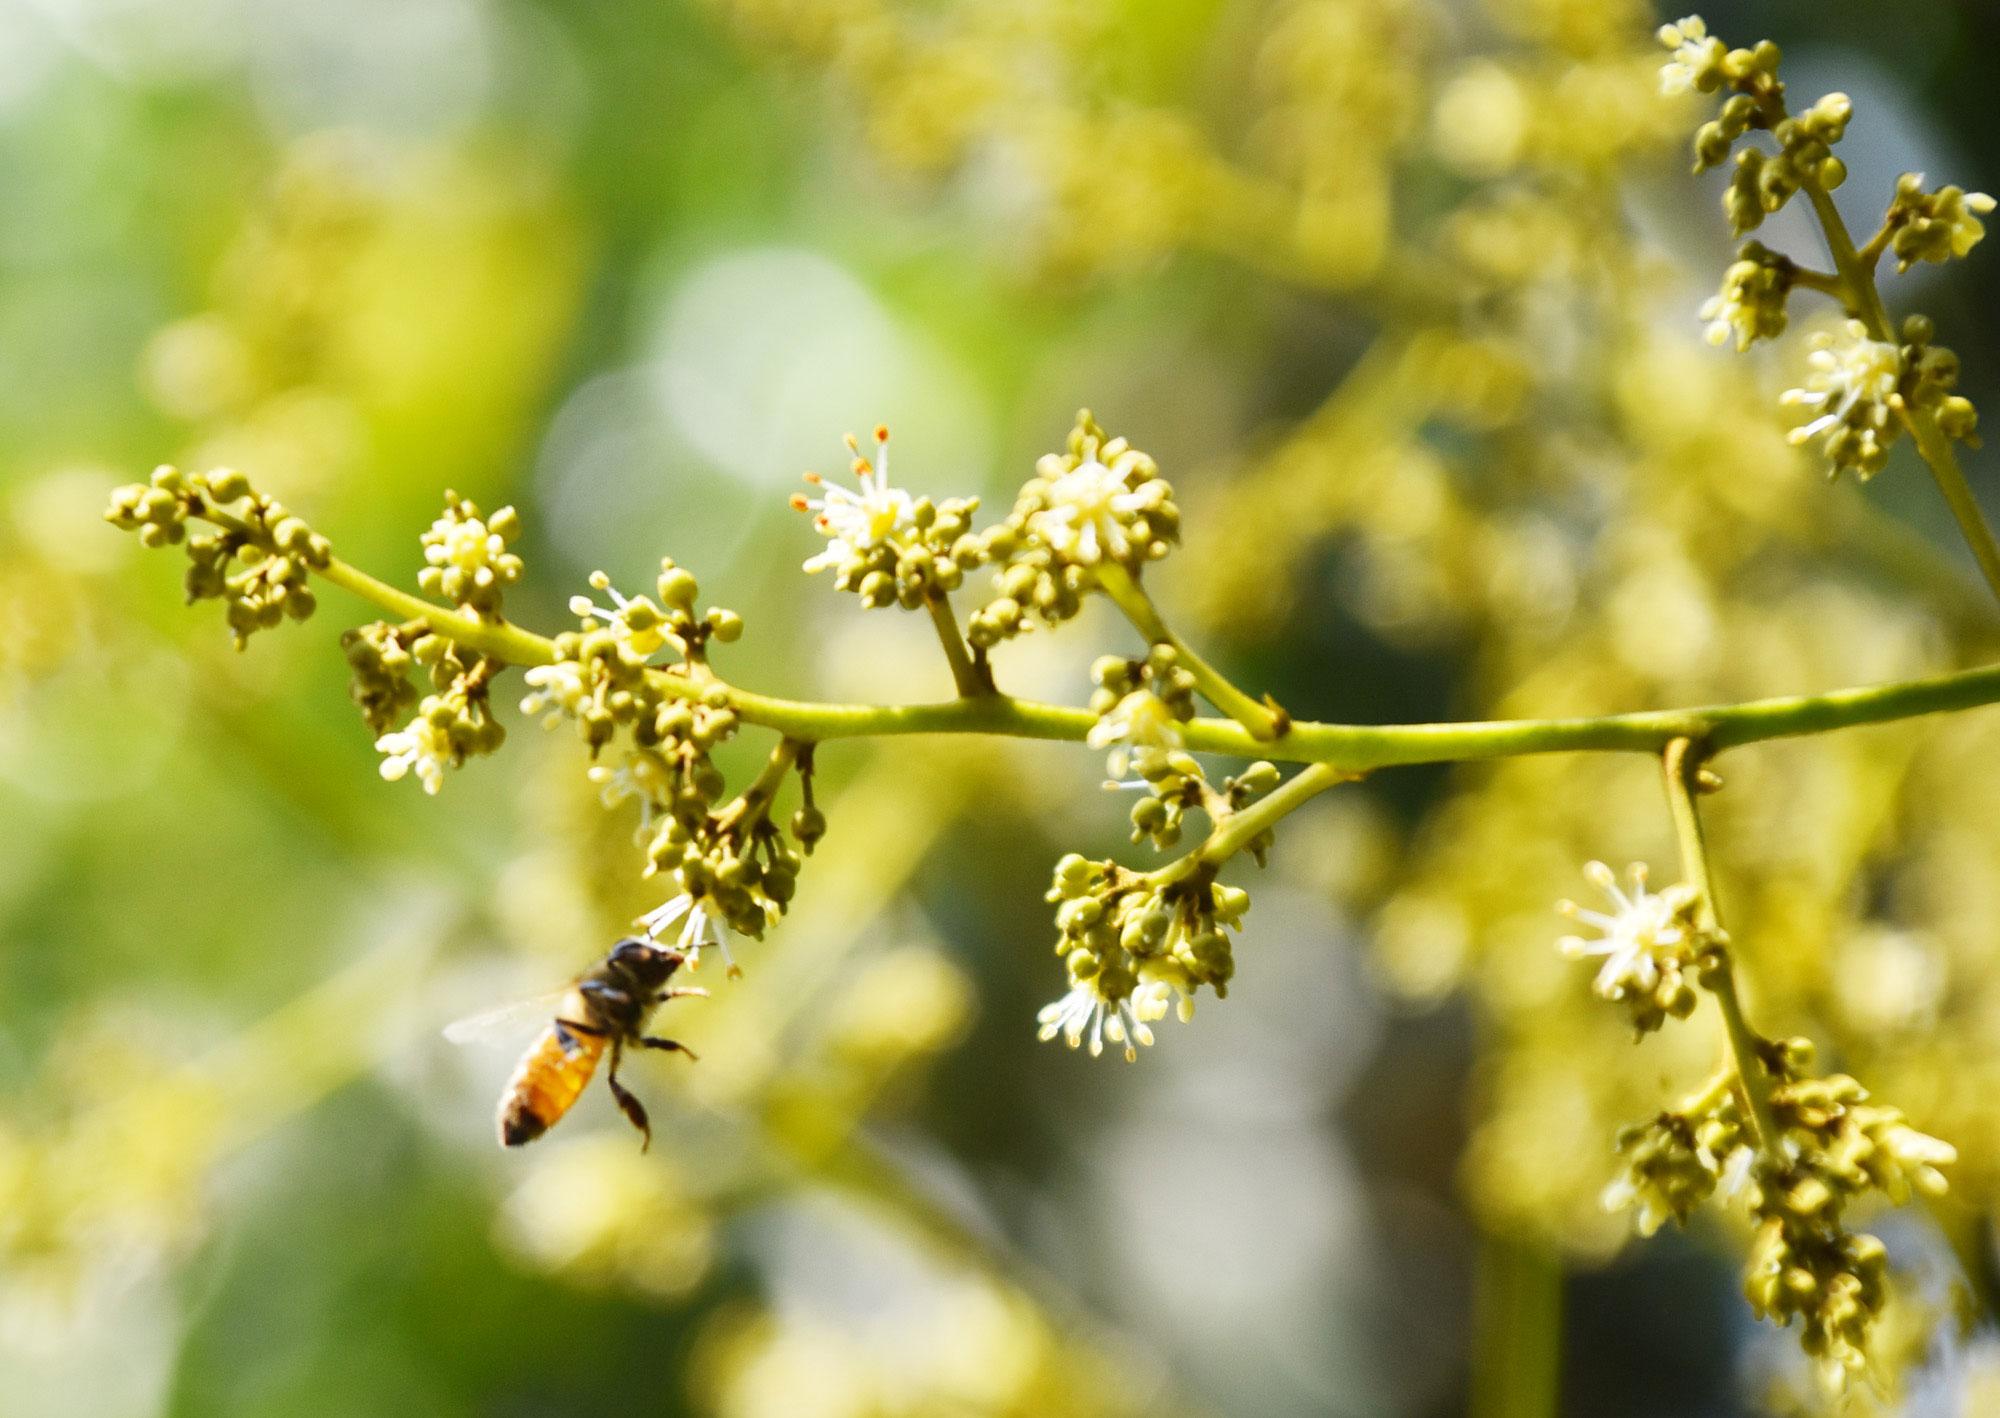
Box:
left=1661, top=738, right=1780, bottom=1150
left=1093, top=559, right=1287, bottom=740
left=923, top=591, right=991, bottom=697
left=719, top=737, right=801, bottom=829
left=1468, top=1236, right=1562, bottom=1418
left=318, top=557, right=556, bottom=667
left=1802, top=179, right=2000, bottom=606
left=308, top=549, right=2000, bottom=771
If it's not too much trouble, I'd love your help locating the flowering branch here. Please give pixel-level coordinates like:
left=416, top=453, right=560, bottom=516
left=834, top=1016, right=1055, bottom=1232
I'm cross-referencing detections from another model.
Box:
left=1666, top=15, right=2000, bottom=604
left=206, top=523, right=2000, bottom=770
left=1799, top=170, right=2000, bottom=603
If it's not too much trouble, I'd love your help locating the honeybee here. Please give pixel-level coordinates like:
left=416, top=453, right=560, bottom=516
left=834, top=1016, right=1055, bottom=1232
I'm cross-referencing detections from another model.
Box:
left=445, top=938, right=705, bottom=1150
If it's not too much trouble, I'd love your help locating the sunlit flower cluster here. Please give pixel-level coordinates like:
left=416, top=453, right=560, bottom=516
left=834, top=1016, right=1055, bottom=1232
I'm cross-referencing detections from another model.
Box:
left=419, top=492, right=522, bottom=619
left=1037, top=853, right=1245, bottom=1061
left=1884, top=172, right=1996, bottom=271
left=793, top=427, right=985, bottom=611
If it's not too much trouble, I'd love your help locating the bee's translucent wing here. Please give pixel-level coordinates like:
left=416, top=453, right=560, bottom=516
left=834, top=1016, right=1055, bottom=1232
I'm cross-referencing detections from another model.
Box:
left=442, top=991, right=564, bottom=1047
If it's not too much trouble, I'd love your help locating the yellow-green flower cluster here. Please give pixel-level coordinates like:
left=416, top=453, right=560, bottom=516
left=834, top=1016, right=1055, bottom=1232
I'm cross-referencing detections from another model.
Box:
left=1700, top=241, right=1796, bottom=351
left=105, top=466, right=331, bottom=648
left=1882, top=171, right=1997, bottom=272
left=418, top=491, right=523, bottom=619
left=341, top=620, right=421, bottom=735
left=1602, top=1092, right=1750, bottom=1237
left=346, top=624, right=507, bottom=795
left=1723, top=93, right=1851, bottom=235
left=1661, top=17, right=1851, bottom=235
left=968, top=411, right=1177, bottom=647
left=1037, top=854, right=1242, bottom=1061
left=1086, top=646, right=1196, bottom=779
left=1741, top=1041, right=1955, bottom=1390
left=1781, top=316, right=1976, bottom=479
left=793, top=426, right=984, bottom=609
left=1561, top=854, right=1957, bottom=1388
left=633, top=744, right=806, bottom=976
left=567, top=557, right=740, bottom=665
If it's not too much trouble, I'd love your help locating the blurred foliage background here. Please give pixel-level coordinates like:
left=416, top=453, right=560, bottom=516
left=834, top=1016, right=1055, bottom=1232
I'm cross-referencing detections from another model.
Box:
left=7, top=1, right=2000, bottom=1415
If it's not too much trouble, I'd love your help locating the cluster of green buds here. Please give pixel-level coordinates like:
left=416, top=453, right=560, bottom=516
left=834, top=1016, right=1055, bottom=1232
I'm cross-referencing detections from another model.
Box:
left=1659, top=17, right=1848, bottom=229
left=1086, top=646, right=1196, bottom=779
left=967, top=411, right=1177, bottom=647
left=105, top=466, right=331, bottom=648
left=634, top=756, right=806, bottom=976
left=1555, top=861, right=1703, bottom=1035
left=1720, top=92, right=1850, bottom=236
left=792, top=426, right=985, bottom=609
left=1740, top=1039, right=1956, bottom=1389
left=1037, top=854, right=1244, bottom=1061
left=1882, top=171, right=1996, bottom=272
left=1602, top=1088, right=1751, bottom=1237
left=417, top=491, right=523, bottom=619
left=1781, top=316, right=1977, bottom=479
left=345, top=621, right=507, bottom=794
left=1699, top=241, right=1797, bottom=351
left=1116, top=755, right=1281, bottom=856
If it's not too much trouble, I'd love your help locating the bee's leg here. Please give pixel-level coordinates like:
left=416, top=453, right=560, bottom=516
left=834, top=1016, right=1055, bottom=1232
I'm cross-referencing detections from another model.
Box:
left=638, top=1035, right=699, bottom=1063
left=604, top=1042, right=652, bottom=1152
left=554, top=1018, right=606, bottom=1057
left=657, top=987, right=709, bottom=1001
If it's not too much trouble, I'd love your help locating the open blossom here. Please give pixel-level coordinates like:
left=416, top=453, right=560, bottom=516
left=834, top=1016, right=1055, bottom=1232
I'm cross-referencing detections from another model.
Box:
left=1086, top=689, right=1183, bottom=778
left=1036, top=971, right=1171, bottom=1063
left=639, top=891, right=737, bottom=975
left=1556, top=861, right=1695, bottom=1001
left=1028, top=458, right=1150, bottom=565
left=374, top=700, right=456, bottom=794
left=1656, top=15, right=1726, bottom=96
left=1780, top=320, right=1905, bottom=475
left=569, top=570, right=672, bottom=658
left=795, top=426, right=917, bottom=574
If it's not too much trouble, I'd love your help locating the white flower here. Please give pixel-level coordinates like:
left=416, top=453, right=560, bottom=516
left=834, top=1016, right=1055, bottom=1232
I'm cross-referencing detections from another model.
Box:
left=1036, top=976, right=1170, bottom=1062
left=1029, top=459, right=1149, bottom=565
left=1780, top=320, right=1904, bottom=446
left=588, top=751, right=670, bottom=842
left=569, top=570, right=671, bottom=658
left=375, top=700, right=454, bottom=795
left=1556, top=861, right=1692, bottom=1001
left=519, top=660, right=589, bottom=725
left=795, top=426, right=918, bottom=574
left=639, top=891, right=737, bottom=975
left=1656, top=16, right=1725, bottom=96
left=1086, top=689, right=1183, bottom=778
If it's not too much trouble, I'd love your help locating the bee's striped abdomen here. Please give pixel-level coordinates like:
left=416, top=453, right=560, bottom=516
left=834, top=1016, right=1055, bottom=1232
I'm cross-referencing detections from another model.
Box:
left=497, top=1023, right=606, bottom=1147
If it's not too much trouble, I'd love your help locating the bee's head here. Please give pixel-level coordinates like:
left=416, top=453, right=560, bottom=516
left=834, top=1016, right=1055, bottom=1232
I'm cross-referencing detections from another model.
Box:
left=607, top=936, right=684, bottom=986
